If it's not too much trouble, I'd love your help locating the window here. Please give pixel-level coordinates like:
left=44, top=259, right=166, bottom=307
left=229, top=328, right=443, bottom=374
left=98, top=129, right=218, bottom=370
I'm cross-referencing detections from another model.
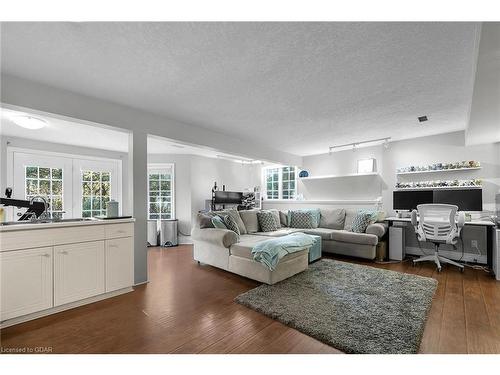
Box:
left=263, top=166, right=297, bottom=200
left=148, top=165, right=174, bottom=220
left=24, top=166, right=64, bottom=219
left=81, top=170, right=111, bottom=218
left=265, top=168, right=279, bottom=199
left=281, top=166, right=296, bottom=200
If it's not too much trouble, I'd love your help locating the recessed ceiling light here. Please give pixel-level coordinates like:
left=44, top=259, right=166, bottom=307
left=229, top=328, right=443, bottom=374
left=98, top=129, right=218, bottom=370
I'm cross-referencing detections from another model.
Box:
left=11, top=115, right=48, bottom=130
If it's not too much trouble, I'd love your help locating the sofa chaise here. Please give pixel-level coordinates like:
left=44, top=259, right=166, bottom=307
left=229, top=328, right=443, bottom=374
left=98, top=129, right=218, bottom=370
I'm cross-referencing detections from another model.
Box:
left=192, top=207, right=387, bottom=284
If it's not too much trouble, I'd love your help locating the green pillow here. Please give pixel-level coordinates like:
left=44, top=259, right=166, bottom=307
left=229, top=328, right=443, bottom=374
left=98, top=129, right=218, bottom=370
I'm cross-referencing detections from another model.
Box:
left=211, top=216, right=227, bottom=229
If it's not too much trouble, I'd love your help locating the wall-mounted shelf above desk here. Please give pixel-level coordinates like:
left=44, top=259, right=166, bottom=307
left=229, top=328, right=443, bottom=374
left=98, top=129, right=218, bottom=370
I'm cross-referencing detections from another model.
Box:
left=299, top=172, right=379, bottom=181
left=395, top=186, right=482, bottom=191
left=396, top=167, right=482, bottom=176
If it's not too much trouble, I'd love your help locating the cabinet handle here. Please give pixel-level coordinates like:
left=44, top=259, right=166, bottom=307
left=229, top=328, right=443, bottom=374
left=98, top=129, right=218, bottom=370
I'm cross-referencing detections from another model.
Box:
left=117, top=230, right=126, bottom=234
left=59, top=250, right=68, bottom=255
left=109, top=244, right=118, bottom=248
left=42, top=253, right=51, bottom=258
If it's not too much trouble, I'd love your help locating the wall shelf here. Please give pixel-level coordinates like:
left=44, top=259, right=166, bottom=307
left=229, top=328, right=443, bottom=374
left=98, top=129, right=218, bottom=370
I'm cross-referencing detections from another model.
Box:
left=299, top=172, right=379, bottom=180
left=396, top=167, right=482, bottom=176
left=395, top=186, right=482, bottom=191
left=262, top=199, right=380, bottom=205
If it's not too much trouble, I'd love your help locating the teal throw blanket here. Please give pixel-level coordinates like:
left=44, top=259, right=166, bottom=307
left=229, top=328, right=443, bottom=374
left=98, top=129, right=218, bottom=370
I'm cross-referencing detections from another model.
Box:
left=251, top=232, right=314, bottom=271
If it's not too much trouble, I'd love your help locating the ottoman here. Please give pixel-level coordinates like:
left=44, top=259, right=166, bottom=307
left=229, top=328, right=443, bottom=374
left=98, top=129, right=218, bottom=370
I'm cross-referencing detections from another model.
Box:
left=307, top=234, right=322, bottom=263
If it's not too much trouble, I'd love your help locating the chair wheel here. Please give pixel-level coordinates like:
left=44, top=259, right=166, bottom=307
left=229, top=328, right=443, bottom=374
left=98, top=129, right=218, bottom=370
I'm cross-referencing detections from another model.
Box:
left=460, top=267, right=464, bottom=273
left=437, top=267, right=442, bottom=273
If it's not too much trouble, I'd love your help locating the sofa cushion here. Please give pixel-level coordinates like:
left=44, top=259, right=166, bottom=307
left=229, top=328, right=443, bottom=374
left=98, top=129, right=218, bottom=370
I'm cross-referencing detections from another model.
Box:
left=343, top=209, right=359, bottom=231
left=299, top=228, right=339, bottom=240
left=330, top=230, right=378, bottom=246
left=214, top=208, right=247, bottom=235
left=230, top=236, right=305, bottom=261
left=223, top=214, right=241, bottom=235
left=253, top=228, right=303, bottom=237
left=198, top=212, right=216, bottom=229
left=289, top=210, right=315, bottom=229
left=350, top=210, right=374, bottom=233
left=257, top=211, right=279, bottom=232
left=365, top=223, right=388, bottom=238
left=239, top=209, right=260, bottom=233
left=279, top=210, right=289, bottom=227
left=319, top=208, right=346, bottom=230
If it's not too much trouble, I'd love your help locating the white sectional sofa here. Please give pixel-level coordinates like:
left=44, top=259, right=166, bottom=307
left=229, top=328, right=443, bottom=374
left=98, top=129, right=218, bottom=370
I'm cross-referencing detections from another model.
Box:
left=191, top=208, right=387, bottom=284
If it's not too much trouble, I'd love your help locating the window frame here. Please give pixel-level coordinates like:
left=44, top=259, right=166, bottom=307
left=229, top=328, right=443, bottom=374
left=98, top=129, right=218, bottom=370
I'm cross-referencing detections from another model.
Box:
left=262, top=166, right=298, bottom=200
left=147, top=163, right=175, bottom=220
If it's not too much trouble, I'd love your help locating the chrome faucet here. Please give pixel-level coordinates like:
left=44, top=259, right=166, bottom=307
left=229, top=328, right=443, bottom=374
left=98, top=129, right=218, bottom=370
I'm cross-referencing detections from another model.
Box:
left=29, top=195, right=49, bottom=221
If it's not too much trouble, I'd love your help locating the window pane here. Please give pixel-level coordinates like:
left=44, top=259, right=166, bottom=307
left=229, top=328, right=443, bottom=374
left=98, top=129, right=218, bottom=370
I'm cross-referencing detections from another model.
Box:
left=82, top=197, right=91, bottom=210
left=102, top=182, right=110, bottom=196
left=52, top=168, right=63, bottom=180
left=52, top=180, right=63, bottom=195
left=39, top=180, right=50, bottom=195
left=83, top=171, right=92, bottom=181
left=149, top=173, right=159, bottom=180
left=149, top=180, right=159, bottom=191
left=39, top=167, right=50, bottom=179
left=26, top=166, right=38, bottom=178
left=91, top=171, right=100, bottom=181
left=101, top=172, right=110, bottom=182
left=92, top=198, right=101, bottom=210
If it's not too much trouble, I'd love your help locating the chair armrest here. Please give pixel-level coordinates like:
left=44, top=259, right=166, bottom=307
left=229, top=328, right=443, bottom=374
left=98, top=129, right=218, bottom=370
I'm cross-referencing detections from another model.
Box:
left=365, top=223, right=387, bottom=238
left=191, top=227, right=239, bottom=248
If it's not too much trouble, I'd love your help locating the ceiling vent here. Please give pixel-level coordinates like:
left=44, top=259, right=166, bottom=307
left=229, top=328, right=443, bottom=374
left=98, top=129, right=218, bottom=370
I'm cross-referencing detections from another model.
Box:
left=418, top=115, right=428, bottom=123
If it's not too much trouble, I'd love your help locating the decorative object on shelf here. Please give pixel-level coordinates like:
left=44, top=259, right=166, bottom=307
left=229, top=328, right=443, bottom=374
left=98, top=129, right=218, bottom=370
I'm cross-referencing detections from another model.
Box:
left=396, top=160, right=480, bottom=174
left=357, top=158, right=375, bottom=174
left=299, top=170, right=309, bottom=178
left=395, top=179, right=482, bottom=189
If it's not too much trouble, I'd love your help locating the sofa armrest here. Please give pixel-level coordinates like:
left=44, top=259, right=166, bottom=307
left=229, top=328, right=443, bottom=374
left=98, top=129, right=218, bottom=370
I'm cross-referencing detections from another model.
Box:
left=365, top=223, right=387, bottom=238
left=191, top=227, right=239, bottom=248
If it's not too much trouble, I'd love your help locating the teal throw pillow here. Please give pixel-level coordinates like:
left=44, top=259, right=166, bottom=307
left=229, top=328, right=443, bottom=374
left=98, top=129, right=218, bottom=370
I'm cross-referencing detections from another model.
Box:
left=211, top=216, right=227, bottom=229
left=350, top=211, right=374, bottom=233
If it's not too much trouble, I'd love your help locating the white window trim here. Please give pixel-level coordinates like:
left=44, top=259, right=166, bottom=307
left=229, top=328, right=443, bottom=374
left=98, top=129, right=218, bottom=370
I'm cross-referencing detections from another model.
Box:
left=7, top=147, right=122, bottom=220
left=262, top=166, right=298, bottom=200
left=147, top=163, right=175, bottom=220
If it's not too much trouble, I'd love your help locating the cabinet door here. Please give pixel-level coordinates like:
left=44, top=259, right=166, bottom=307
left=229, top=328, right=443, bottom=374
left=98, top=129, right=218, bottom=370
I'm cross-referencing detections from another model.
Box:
left=0, top=247, right=53, bottom=321
left=105, top=237, right=134, bottom=292
left=54, top=241, right=105, bottom=306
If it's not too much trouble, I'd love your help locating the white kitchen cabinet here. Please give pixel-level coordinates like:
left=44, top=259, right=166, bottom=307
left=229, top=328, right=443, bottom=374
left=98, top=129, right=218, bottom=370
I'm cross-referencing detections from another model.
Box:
left=0, top=247, right=53, bottom=321
left=54, top=241, right=105, bottom=306
left=105, top=237, right=134, bottom=292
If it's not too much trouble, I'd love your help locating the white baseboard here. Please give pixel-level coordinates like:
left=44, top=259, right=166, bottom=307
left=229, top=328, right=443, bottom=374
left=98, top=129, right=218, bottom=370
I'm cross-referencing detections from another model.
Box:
left=405, top=246, right=487, bottom=264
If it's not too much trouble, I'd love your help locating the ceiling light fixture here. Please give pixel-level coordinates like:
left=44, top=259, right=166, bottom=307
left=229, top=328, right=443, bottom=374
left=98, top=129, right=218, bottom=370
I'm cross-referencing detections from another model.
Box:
left=11, top=115, right=48, bottom=130
left=329, top=137, right=391, bottom=154
left=216, top=154, right=258, bottom=164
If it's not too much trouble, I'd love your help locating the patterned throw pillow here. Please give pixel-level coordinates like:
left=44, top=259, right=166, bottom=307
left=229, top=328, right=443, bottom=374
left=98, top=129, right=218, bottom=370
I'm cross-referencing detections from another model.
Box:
left=350, top=211, right=374, bottom=233
left=222, top=214, right=241, bottom=235
left=257, top=211, right=279, bottom=232
left=289, top=211, right=315, bottom=229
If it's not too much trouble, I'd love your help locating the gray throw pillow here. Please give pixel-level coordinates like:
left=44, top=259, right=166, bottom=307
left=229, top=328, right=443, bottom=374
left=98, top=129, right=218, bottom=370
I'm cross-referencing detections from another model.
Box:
left=319, top=208, right=346, bottom=229
left=239, top=210, right=260, bottom=233
left=289, top=211, right=315, bottom=229
left=257, top=211, right=279, bottom=232
left=279, top=210, right=289, bottom=227
left=198, top=212, right=215, bottom=229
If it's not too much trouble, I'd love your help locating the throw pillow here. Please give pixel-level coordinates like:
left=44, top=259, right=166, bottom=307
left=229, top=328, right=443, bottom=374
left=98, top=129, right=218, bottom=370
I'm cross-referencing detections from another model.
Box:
left=257, top=211, right=279, bottom=232
left=350, top=210, right=374, bottom=233
left=198, top=212, right=215, bottom=229
left=289, top=210, right=315, bottom=229
left=222, top=214, right=241, bottom=235
left=279, top=210, right=289, bottom=227
left=299, top=208, right=321, bottom=228
left=211, top=216, right=227, bottom=229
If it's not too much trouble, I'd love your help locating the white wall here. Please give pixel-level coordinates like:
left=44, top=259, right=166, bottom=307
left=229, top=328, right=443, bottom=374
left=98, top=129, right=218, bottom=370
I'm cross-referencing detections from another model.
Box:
left=148, top=153, right=261, bottom=243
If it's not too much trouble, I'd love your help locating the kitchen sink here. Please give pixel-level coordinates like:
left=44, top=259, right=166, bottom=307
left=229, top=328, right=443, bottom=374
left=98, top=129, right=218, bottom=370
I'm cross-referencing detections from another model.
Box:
left=0, top=218, right=97, bottom=226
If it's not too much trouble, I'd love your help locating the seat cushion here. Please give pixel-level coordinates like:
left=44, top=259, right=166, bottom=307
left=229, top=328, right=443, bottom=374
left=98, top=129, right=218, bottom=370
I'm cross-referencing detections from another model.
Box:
left=299, top=228, right=339, bottom=240
left=319, top=208, right=345, bottom=230
left=330, top=230, right=378, bottom=246
left=230, top=236, right=306, bottom=261
left=253, top=228, right=303, bottom=237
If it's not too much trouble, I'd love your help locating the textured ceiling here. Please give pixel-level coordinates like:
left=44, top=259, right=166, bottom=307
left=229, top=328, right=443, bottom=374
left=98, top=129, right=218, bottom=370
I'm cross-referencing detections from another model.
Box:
left=0, top=22, right=480, bottom=156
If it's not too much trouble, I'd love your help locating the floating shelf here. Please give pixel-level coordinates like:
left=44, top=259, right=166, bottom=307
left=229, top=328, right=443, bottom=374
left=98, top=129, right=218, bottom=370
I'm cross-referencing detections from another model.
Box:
left=299, top=172, right=379, bottom=180
left=395, top=186, right=482, bottom=191
left=396, top=167, right=482, bottom=176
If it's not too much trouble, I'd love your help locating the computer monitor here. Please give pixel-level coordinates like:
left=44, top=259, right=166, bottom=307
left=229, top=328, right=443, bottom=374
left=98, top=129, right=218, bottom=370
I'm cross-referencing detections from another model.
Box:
left=393, top=190, right=433, bottom=210
left=433, top=189, right=482, bottom=211
left=214, top=191, right=243, bottom=204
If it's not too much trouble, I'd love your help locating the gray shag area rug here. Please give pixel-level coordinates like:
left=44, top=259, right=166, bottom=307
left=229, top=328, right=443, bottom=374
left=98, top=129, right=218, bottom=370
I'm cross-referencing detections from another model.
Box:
left=235, top=259, right=437, bottom=354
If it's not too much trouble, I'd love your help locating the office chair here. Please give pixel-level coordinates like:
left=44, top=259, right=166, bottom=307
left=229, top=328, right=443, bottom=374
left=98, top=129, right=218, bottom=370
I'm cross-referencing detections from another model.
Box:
left=411, top=204, right=465, bottom=272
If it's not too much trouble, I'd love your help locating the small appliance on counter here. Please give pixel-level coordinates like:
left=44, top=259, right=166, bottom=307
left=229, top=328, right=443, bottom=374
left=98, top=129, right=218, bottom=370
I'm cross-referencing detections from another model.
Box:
left=106, top=199, right=119, bottom=218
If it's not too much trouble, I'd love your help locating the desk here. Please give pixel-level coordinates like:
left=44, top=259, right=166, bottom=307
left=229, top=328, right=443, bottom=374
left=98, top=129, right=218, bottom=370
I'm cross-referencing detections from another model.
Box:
left=385, top=217, right=497, bottom=278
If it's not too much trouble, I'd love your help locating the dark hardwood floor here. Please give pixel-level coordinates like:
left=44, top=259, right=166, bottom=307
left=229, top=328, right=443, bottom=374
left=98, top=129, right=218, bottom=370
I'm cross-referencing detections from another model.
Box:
left=1, top=245, right=499, bottom=354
